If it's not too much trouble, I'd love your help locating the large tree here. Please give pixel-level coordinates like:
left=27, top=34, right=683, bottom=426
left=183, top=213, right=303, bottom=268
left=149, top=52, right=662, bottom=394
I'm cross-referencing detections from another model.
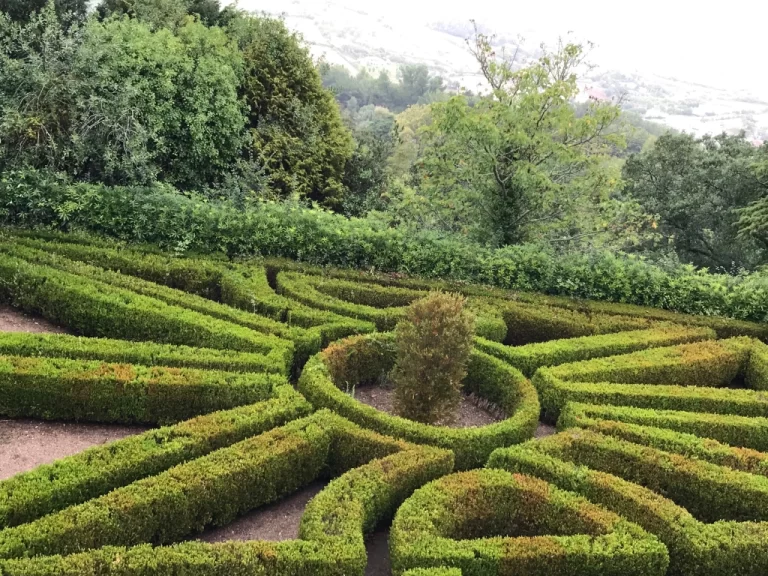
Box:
left=624, top=132, right=768, bottom=270
left=0, top=0, right=86, bottom=24
left=228, top=13, right=353, bottom=208
left=409, top=29, right=636, bottom=248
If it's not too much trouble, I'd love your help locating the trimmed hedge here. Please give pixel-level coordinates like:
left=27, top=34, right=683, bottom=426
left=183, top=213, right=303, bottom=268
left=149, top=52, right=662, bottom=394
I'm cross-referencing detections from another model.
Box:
left=10, top=238, right=375, bottom=366
left=533, top=337, right=767, bottom=422
left=489, top=439, right=768, bottom=576
left=558, top=402, right=768, bottom=452
left=298, top=333, right=539, bottom=469
left=0, top=253, right=294, bottom=373
left=0, top=332, right=286, bottom=374
left=390, top=469, right=668, bottom=576
left=475, top=325, right=716, bottom=377
left=0, top=354, right=286, bottom=425
left=0, top=411, right=454, bottom=576
left=557, top=405, right=768, bottom=476
left=0, top=386, right=311, bottom=528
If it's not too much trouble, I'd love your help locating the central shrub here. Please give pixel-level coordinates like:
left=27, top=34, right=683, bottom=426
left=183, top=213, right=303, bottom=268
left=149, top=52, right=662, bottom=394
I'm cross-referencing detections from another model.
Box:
left=392, top=292, right=475, bottom=424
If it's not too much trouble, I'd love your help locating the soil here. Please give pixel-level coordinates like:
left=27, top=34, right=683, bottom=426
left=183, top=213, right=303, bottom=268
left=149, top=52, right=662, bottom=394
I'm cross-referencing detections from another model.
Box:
left=353, top=384, right=503, bottom=428
left=0, top=419, right=147, bottom=480
left=535, top=423, right=557, bottom=438
left=0, top=304, right=68, bottom=334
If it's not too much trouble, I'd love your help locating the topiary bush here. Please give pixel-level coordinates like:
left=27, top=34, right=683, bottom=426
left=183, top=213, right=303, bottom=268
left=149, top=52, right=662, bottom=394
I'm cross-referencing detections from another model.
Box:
left=392, top=292, right=476, bottom=424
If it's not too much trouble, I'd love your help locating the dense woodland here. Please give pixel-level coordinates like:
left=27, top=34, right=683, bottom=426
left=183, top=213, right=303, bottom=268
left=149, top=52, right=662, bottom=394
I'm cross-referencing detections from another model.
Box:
left=1, top=0, right=768, bottom=277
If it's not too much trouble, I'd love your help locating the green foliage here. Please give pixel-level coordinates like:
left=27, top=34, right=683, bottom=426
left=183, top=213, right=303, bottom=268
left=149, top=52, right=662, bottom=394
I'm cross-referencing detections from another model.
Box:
left=0, top=387, right=310, bottom=527
left=229, top=13, right=353, bottom=208
left=298, top=333, right=539, bottom=469
left=0, top=0, right=86, bottom=24
left=390, top=469, right=669, bottom=576
left=392, top=292, right=475, bottom=424
left=624, top=132, right=768, bottom=270
left=0, top=353, right=285, bottom=425
left=409, top=33, right=641, bottom=249
left=96, top=0, right=229, bottom=28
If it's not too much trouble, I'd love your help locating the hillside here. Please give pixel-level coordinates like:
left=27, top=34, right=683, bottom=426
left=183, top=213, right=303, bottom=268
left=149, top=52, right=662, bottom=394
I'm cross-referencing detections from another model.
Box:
left=241, top=0, right=768, bottom=142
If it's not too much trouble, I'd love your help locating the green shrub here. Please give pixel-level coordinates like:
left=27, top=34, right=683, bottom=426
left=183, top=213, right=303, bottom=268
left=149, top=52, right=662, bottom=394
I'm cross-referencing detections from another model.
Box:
left=0, top=253, right=294, bottom=372
left=533, top=338, right=763, bottom=422
left=390, top=469, right=668, bottom=576
left=0, top=332, right=286, bottom=374
left=0, top=386, right=311, bottom=528
left=298, top=333, right=539, bottom=469
left=0, top=354, right=286, bottom=425
left=0, top=411, right=454, bottom=575
left=475, top=325, right=715, bottom=377
left=558, top=402, right=768, bottom=452
left=489, top=435, right=768, bottom=576
left=392, top=293, right=475, bottom=424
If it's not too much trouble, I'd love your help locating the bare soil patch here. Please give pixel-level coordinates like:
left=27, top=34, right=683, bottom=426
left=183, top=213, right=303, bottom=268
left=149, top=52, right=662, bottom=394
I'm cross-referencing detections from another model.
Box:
left=353, top=384, right=503, bottom=428
left=0, top=419, right=147, bottom=480
left=0, top=304, right=68, bottom=334
left=535, top=422, right=557, bottom=438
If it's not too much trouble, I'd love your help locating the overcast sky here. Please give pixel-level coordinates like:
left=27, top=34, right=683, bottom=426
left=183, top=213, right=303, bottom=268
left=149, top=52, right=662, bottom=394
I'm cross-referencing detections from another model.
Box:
left=340, top=0, right=768, bottom=96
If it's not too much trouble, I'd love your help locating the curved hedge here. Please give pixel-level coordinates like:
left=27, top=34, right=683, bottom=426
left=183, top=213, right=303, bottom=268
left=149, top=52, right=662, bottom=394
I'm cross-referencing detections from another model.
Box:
left=390, top=469, right=668, bottom=576
left=0, top=386, right=311, bottom=528
left=298, top=333, right=539, bottom=469
left=0, top=411, right=454, bottom=575
left=489, top=432, right=768, bottom=576
left=532, top=337, right=768, bottom=422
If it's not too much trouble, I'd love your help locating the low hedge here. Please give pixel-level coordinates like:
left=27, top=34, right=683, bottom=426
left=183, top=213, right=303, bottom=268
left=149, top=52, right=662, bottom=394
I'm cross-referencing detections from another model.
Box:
left=489, top=440, right=768, bottom=576
left=0, top=386, right=311, bottom=528
left=298, top=333, right=539, bottom=469
left=390, top=469, right=668, bottom=576
left=533, top=338, right=764, bottom=422
left=0, top=354, right=286, bottom=425
left=11, top=238, right=374, bottom=367
left=475, top=325, right=715, bottom=377
left=0, top=411, right=454, bottom=576
left=557, top=404, right=768, bottom=476
left=0, top=332, right=287, bottom=375
left=558, top=402, right=768, bottom=451
left=0, top=253, right=294, bottom=373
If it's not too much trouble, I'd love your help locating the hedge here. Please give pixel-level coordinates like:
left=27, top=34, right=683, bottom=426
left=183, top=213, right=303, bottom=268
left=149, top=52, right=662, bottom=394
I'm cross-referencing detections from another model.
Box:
left=0, top=253, right=293, bottom=373
left=532, top=338, right=766, bottom=422
left=4, top=177, right=768, bottom=324
left=489, top=440, right=768, bottom=576
left=0, top=332, right=287, bottom=375
left=0, top=386, right=311, bottom=528
left=0, top=411, right=454, bottom=576
left=475, top=325, right=715, bottom=377
left=276, top=271, right=508, bottom=341
left=298, top=333, right=539, bottom=469
left=9, top=237, right=375, bottom=366
left=558, top=402, right=768, bottom=452
left=557, top=405, right=768, bottom=476
left=0, top=354, right=288, bottom=425
left=390, top=469, right=668, bottom=576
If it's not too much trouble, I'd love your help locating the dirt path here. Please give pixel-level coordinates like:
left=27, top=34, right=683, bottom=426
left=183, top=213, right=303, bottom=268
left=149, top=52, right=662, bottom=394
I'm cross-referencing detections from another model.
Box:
left=0, top=304, right=68, bottom=333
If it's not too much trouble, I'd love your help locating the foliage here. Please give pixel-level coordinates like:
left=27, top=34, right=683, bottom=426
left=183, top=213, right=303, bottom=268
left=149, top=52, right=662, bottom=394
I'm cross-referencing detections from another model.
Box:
left=229, top=13, right=353, bottom=208
left=0, top=0, right=85, bottom=24
left=96, top=0, right=229, bottom=28
left=408, top=31, right=643, bottom=249
left=624, top=132, right=768, bottom=271
left=392, top=292, right=475, bottom=424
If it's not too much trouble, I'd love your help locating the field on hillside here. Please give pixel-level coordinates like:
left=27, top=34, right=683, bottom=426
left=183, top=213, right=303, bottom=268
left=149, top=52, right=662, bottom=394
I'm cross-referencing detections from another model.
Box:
left=1, top=232, right=768, bottom=576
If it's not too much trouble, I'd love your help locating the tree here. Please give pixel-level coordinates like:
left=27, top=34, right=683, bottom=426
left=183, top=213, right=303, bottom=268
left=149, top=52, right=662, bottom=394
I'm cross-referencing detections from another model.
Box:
left=410, top=28, right=632, bottom=248
left=228, top=13, right=353, bottom=208
left=624, top=132, right=768, bottom=270
left=97, top=0, right=229, bottom=28
left=0, top=0, right=86, bottom=24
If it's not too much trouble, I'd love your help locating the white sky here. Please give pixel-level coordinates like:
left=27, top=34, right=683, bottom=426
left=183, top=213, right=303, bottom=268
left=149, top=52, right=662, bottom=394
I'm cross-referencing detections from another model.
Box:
left=336, top=0, right=768, bottom=97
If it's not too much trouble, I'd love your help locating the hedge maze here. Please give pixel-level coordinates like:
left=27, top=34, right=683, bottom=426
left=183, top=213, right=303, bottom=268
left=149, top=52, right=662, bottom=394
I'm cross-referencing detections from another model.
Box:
left=1, top=231, right=768, bottom=575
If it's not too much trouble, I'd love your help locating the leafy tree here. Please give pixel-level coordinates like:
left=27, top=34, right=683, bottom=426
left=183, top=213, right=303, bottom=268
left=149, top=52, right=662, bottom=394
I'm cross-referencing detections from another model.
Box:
left=624, top=132, right=768, bottom=270
left=409, top=28, right=633, bottom=248
left=228, top=13, right=353, bottom=208
left=392, top=292, right=475, bottom=425
left=97, top=0, right=229, bottom=28
left=0, top=0, right=86, bottom=24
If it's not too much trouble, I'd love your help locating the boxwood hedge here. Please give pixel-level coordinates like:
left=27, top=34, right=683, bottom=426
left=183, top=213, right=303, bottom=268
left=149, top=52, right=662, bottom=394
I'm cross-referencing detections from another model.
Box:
left=298, top=333, right=539, bottom=469
left=390, top=469, right=668, bottom=576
